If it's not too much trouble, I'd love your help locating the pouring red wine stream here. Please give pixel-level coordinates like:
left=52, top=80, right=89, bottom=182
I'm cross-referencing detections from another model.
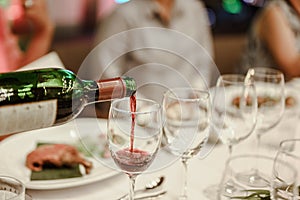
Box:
left=130, top=94, right=136, bottom=152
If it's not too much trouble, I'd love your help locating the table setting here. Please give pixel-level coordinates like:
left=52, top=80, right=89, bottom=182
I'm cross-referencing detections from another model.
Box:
left=2, top=115, right=298, bottom=200
left=1, top=63, right=300, bottom=199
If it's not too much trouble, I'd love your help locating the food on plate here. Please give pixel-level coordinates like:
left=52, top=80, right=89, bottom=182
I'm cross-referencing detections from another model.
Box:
left=232, top=96, right=296, bottom=108
left=26, top=144, right=93, bottom=174
left=231, top=96, right=253, bottom=108
left=285, top=96, right=296, bottom=108
left=166, top=101, right=196, bottom=120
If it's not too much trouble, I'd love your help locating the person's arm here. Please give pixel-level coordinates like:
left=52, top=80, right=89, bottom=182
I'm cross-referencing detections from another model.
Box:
left=258, top=5, right=300, bottom=77
left=18, top=0, right=54, bottom=67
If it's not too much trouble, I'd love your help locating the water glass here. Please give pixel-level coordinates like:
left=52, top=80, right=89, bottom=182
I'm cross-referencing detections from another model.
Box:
left=163, top=88, right=210, bottom=199
left=218, top=155, right=297, bottom=200
left=212, top=74, right=257, bottom=157
left=272, top=139, right=300, bottom=199
left=0, top=176, right=25, bottom=200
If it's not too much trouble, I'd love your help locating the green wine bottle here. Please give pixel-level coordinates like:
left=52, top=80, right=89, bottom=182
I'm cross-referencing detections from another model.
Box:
left=0, top=68, right=136, bottom=135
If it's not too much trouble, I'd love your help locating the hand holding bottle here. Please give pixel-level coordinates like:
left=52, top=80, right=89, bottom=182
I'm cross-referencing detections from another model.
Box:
left=10, top=0, right=54, bottom=36
left=0, top=0, right=54, bottom=72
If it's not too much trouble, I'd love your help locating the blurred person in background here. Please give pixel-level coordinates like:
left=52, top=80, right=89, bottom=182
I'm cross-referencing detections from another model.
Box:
left=241, top=0, right=300, bottom=79
left=83, top=0, right=216, bottom=117
left=0, top=0, right=54, bottom=72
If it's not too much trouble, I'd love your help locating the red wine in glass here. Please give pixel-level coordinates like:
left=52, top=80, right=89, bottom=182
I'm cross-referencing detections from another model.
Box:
left=113, top=148, right=154, bottom=173
left=112, top=94, right=155, bottom=173
left=108, top=96, right=161, bottom=200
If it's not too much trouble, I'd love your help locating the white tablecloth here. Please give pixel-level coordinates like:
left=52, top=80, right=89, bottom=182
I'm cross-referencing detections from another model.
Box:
left=26, top=112, right=300, bottom=200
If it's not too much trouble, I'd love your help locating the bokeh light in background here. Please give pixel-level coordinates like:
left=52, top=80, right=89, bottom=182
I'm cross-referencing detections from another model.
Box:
left=222, top=0, right=242, bottom=14
left=203, top=0, right=260, bottom=34
left=0, top=0, right=9, bottom=7
left=115, top=0, right=130, bottom=4
left=243, top=0, right=266, bottom=7
left=207, top=8, right=217, bottom=27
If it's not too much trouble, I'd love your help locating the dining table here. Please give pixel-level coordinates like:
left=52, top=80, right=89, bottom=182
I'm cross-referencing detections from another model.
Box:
left=1, top=87, right=299, bottom=200
left=1, top=52, right=300, bottom=199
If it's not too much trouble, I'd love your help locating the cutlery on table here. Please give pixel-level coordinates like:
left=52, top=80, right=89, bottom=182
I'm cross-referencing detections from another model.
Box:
left=117, top=176, right=165, bottom=200
left=135, top=190, right=167, bottom=200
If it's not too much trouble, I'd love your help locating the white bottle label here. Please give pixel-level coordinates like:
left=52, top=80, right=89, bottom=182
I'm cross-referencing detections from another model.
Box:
left=0, top=100, right=57, bottom=135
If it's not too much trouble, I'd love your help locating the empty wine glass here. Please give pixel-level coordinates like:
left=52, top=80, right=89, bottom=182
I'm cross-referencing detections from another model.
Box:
left=203, top=74, right=257, bottom=199
left=107, top=98, right=162, bottom=200
left=248, top=67, right=285, bottom=152
left=239, top=67, right=285, bottom=186
left=271, top=139, right=300, bottom=199
left=219, top=155, right=297, bottom=200
left=162, top=88, right=210, bottom=199
left=213, top=74, right=257, bottom=157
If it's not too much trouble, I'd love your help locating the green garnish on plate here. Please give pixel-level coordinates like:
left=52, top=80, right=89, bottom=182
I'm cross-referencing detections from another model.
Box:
left=30, top=143, right=83, bottom=181
left=230, top=190, right=270, bottom=200
left=31, top=165, right=82, bottom=180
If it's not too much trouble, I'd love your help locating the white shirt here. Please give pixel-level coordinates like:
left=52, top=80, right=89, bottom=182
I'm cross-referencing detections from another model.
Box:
left=79, top=0, right=218, bottom=103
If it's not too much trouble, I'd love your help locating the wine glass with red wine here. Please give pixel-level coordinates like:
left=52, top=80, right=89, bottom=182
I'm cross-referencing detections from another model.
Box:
left=162, top=88, right=210, bottom=199
left=107, top=97, right=162, bottom=200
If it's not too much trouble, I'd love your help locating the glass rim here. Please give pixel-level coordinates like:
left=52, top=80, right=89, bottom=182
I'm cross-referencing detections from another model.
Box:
left=225, top=154, right=276, bottom=169
left=279, top=138, right=300, bottom=146
left=217, top=74, right=255, bottom=87
left=0, top=175, right=24, bottom=184
left=248, top=67, right=284, bottom=78
left=0, top=175, right=25, bottom=199
left=279, top=139, right=300, bottom=158
left=226, top=154, right=273, bottom=162
left=111, top=97, right=161, bottom=114
left=226, top=154, right=297, bottom=174
left=218, top=74, right=245, bottom=83
left=163, top=87, right=209, bottom=102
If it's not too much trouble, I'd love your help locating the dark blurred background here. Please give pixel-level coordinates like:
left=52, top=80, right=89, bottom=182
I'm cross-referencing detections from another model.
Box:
left=203, top=0, right=261, bottom=34
left=48, top=0, right=266, bottom=75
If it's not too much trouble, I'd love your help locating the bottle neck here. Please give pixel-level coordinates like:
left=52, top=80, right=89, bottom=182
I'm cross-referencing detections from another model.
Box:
left=82, top=80, right=99, bottom=104
left=83, top=77, right=136, bottom=103
left=97, top=77, right=126, bottom=101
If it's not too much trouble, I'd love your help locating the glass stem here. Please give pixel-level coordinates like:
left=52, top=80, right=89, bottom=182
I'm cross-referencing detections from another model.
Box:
left=180, top=157, right=189, bottom=200
left=256, top=133, right=261, bottom=157
left=253, top=133, right=261, bottom=175
left=128, top=174, right=137, bottom=200
left=228, top=144, right=233, bottom=159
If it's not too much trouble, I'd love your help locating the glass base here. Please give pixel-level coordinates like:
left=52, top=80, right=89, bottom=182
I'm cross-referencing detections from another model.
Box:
left=235, top=169, right=270, bottom=188
left=179, top=195, right=188, bottom=200
left=203, top=184, right=219, bottom=200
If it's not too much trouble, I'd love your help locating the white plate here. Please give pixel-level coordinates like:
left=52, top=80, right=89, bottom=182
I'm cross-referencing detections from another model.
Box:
left=0, top=118, right=119, bottom=190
